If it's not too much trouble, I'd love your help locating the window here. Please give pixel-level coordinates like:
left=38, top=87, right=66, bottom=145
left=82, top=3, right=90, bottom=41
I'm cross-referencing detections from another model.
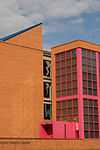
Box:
left=44, top=103, right=52, bottom=120
left=44, top=82, right=51, bottom=98
left=56, top=99, right=78, bottom=122
left=83, top=88, right=87, bottom=95
left=83, top=73, right=87, bottom=80
left=43, top=60, right=51, bottom=77
left=88, top=88, right=92, bottom=95
left=84, top=99, right=99, bottom=138
left=88, top=81, right=92, bottom=88
left=82, top=49, right=97, bottom=96
left=55, top=49, right=77, bottom=97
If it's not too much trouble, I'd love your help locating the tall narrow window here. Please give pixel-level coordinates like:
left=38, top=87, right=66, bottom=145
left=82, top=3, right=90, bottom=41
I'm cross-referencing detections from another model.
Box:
left=82, top=49, right=97, bottom=96
left=44, top=103, right=52, bottom=120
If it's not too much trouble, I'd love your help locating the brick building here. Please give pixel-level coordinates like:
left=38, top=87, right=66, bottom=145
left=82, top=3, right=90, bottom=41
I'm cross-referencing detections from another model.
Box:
left=51, top=40, right=100, bottom=139
left=0, top=23, right=100, bottom=139
left=0, top=23, right=44, bottom=138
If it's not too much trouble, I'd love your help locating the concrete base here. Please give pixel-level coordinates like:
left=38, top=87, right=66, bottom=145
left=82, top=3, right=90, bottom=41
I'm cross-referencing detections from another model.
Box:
left=0, top=139, right=99, bottom=150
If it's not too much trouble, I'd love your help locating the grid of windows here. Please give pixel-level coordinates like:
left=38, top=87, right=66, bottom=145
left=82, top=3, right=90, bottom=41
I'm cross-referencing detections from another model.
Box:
left=82, top=49, right=97, bottom=96
left=56, top=99, right=78, bottom=122
left=84, top=99, right=99, bottom=138
left=56, top=50, right=77, bottom=97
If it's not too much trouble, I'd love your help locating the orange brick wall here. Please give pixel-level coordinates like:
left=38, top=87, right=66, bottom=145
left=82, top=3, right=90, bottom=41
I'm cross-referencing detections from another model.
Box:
left=6, top=25, right=42, bottom=50
left=0, top=42, right=43, bottom=138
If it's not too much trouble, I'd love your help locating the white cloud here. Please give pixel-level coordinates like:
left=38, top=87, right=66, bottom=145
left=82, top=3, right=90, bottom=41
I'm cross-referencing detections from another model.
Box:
left=0, top=0, right=100, bottom=38
left=0, top=0, right=31, bottom=37
left=17, top=0, right=100, bottom=18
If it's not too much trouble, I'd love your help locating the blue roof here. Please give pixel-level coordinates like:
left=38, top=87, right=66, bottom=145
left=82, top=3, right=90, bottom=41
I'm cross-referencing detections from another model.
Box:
left=0, top=23, right=42, bottom=42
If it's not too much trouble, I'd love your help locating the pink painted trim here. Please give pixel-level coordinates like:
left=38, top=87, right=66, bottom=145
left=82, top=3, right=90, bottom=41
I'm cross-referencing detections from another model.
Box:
left=57, top=95, right=77, bottom=101
left=52, top=54, right=57, bottom=120
left=83, top=95, right=98, bottom=99
left=76, top=48, right=84, bottom=139
left=96, top=52, right=100, bottom=137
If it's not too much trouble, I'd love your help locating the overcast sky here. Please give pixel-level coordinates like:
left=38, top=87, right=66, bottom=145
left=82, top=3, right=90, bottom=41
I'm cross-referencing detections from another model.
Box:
left=0, top=0, right=100, bottom=48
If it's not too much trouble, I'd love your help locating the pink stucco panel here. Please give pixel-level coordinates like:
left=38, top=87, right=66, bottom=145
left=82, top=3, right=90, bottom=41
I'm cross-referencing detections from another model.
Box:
left=53, top=121, right=65, bottom=138
left=66, top=122, right=79, bottom=139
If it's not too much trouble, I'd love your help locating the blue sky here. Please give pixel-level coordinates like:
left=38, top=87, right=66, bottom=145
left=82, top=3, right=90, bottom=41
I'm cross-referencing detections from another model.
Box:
left=0, top=0, right=100, bottom=49
left=43, top=12, right=100, bottom=48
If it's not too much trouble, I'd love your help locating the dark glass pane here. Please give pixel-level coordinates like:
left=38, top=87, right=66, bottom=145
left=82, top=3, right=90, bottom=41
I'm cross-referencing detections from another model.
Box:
left=90, top=123, right=93, bottom=130
left=94, top=101, right=97, bottom=107
left=72, top=49, right=76, bottom=57
left=56, top=69, right=60, bottom=77
left=94, top=123, right=99, bottom=130
left=95, top=132, right=99, bottom=138
left=44, top=104, right=51, bottom=120
left=72, top=65, right=77, bottom=72
left=84, top=115, right=88, bottom=122
left=56, top=91, right=60, bottom=97
left=94, top=115, right=98, bottom=122
left=82, top=49, right=86, bottom=57
left=56, top=102, right=60, bottom=110
left=82, top=57, right=86, bottom=65
left=83, top=65, right=86, bottom=72
left=88, top=73, right=92, bottom=80
left=56, top=54, right=61, bottom=61
left=73, top=88, right=77, bottom=95
left=93, top=81, right=97, bottom=89
left=94, top=107, right=98, bottom=114
left=73, top=107, right=78, bottom=114
left=66, top=51, right=70, bottom=57
left=93, top=67, right=96, bottom=73
left=89, top=115, right=93, bottom=123
left=62, top=109, right=67, bottom=115
left=84, top=131, right=89, bottom=138
left=62, top=90, right=66, bottom=96
left=68, top=100, right=72, bottom=107
left=88, top=58, right=92, bottom=65
left=88, top=88, right=92, bottom=95
left=67, top=74, right=71, bottom=81
left=72, top=58, right=76, bottom=65
left=43, top=60, right=51, bottom=77
left=73, top=80, right=77, bottom=88
left=44, top=82, right=51, bottom=98
left=83, top=73, right=87, bottom=80
left=67, top=89, right=72, bottom=96
left=73, top=99, right=78, bottom=107
left=88, top=65, right=92, bottom=73
left=89, top=107, right=93, bottom=114
left=87, top=51, right=91, bottom=58
left=84, top=99, right=88, bottom=106
left=56, top=77, right=60, bottom=84
left=92, top=52, right=96, bottom=59
left=60, top=52, right=65, bottom=60
left=93, top=74, right=96, bottom=81
left=89, top=100, right=93, bottom=107
left=83, top=88, right=87, bottom=95
left=62, top=101, right=66, bottom=109
left=88, top=81, right=92, bottom=88
left=68, top=108, right=72, bottom=115
left=72, top=73, right=77, bottom=80
left=84, top=107, right=88, bottom=114
left=93, top=89, right=97, bottom=96
left=84, top=123, right=88, bottom=130
left=90, top=132, right=94, bottom=138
